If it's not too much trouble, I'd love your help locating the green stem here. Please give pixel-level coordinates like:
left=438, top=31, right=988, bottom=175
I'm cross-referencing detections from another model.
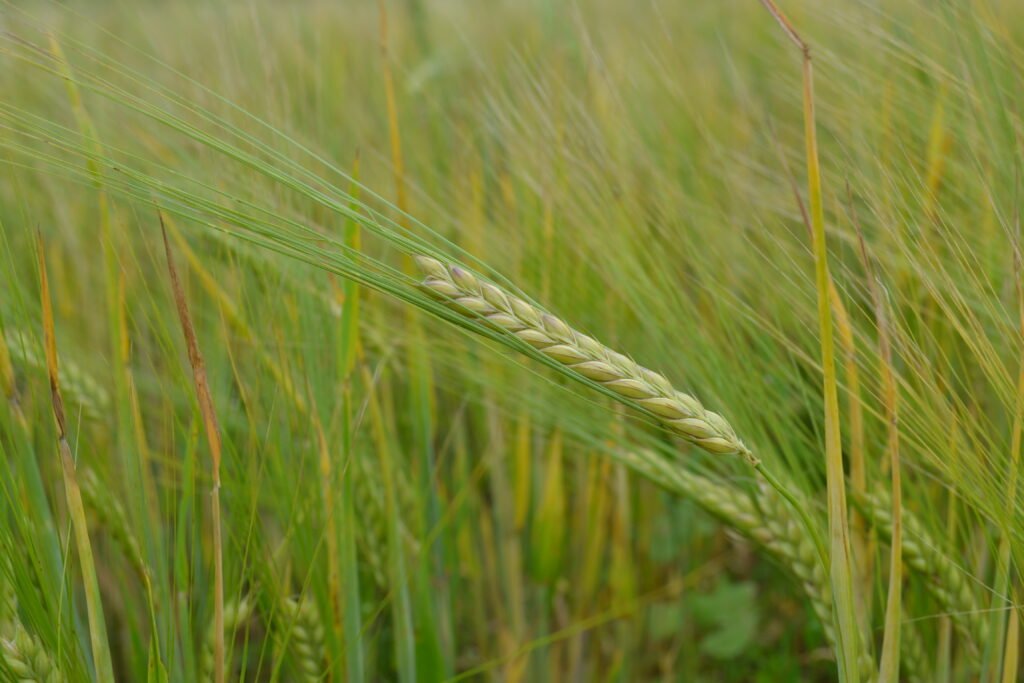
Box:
left=755, top=462, right=828, bottom=571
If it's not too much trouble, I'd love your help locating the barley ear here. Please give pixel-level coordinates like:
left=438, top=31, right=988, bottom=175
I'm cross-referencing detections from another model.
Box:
left=618, top=450, right=931, bottom=681
left=3, top=329, right=111, bottom=423
left=279, top=597, right=327, bottom=683
left=0, top=557, right=64, bottom=683
left=200, top=598, right=254, bottom=683
left=859, top=491, right=987, bottom=660
left=1, top=627, right=66, bottom=683
left=415, top=257, right=753, bottom=461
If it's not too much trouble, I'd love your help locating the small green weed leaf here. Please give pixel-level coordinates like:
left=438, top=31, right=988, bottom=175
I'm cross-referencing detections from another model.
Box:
left=692, top=581, right=760, bottom=660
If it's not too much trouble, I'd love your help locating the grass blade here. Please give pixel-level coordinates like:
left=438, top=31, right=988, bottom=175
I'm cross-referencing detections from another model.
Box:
left=38, top=234, right=115, bottom=683
left=757, top=2, right=861, bottom=678
left=857, top=217, right=902, bottom=683
left=160, top=216, right=226, bottom=683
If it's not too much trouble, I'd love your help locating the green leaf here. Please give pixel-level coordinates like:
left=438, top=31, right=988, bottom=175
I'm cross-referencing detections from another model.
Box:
left=691, top=581, right=760, bottom=660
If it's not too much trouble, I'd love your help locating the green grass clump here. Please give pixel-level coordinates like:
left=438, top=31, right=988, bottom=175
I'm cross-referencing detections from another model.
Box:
left=0, top=0, right=1023, bottom=680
